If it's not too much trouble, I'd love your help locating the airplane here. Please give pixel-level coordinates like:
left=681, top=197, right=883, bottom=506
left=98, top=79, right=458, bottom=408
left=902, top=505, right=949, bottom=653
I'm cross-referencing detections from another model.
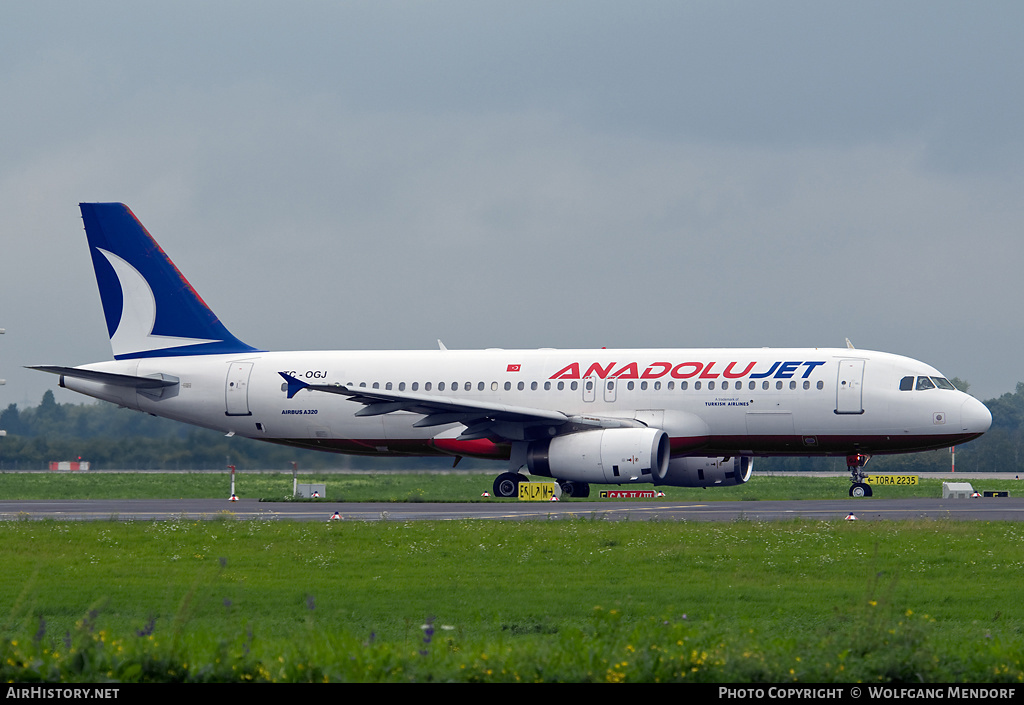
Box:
left=31, top=203, right=992, bottom=499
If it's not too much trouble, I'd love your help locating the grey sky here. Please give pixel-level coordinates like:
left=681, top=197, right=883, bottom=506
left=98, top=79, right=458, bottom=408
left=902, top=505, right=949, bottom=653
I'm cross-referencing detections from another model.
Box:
left=2, top=1, right=1023, bottom=408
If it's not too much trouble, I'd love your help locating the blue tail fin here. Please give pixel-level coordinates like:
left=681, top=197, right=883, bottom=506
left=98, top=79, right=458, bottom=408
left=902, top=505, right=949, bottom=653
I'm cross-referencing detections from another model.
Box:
left=79, top=203, right=261, bottom=360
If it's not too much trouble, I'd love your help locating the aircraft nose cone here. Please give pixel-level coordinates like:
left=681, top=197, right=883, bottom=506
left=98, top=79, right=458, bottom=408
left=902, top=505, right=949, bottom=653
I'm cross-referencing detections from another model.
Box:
left=960, top=396, right=992, bottom=435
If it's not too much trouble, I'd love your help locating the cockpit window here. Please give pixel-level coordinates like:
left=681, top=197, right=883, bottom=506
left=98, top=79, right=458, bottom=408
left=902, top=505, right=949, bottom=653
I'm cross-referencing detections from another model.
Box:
left=902, top=375, right=956, bottom=391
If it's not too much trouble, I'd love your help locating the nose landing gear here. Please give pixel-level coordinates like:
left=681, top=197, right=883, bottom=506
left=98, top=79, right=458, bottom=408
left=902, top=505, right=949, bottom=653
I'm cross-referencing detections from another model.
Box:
left=847, top=453, right=873, bottom=497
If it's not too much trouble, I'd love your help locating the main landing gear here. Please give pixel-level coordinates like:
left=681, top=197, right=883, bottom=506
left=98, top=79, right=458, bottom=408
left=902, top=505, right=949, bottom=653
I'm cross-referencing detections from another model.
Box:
left=847, top=453, right=873, bottom=498
left=491, top=473, right=591, bottom=499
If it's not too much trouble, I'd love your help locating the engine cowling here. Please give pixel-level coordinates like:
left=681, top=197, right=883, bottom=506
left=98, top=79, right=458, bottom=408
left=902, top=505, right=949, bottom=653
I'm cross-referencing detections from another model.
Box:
left=527, top=428, right=670, bottom=484
left=654, top=456, right=753, bottom=487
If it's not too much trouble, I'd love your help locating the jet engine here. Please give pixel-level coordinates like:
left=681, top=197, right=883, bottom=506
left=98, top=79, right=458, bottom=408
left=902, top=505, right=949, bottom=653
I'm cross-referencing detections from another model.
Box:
left=527, top=428, right=670, bottom=484
left=653, top=456, right=753, bottom=487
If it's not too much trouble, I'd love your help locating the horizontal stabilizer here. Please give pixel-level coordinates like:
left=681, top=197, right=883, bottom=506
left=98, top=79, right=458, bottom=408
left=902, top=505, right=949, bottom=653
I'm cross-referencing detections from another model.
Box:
left=28, top=365, right=178, bottom=389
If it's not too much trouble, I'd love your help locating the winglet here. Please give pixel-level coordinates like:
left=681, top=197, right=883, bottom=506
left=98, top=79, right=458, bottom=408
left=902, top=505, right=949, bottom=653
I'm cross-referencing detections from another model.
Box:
left=279, top=372, right=309, bottom=399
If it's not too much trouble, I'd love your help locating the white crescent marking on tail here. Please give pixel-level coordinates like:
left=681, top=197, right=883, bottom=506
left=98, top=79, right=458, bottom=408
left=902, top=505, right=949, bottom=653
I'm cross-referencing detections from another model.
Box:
left=96, top=248, right=219, bottom=356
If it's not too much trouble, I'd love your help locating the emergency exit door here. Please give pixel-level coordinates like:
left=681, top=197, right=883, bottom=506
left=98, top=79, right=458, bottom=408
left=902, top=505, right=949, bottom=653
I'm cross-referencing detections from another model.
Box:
left=226, top=362, right=254, bottom=416
left=836, top=359, right=865, bottom=415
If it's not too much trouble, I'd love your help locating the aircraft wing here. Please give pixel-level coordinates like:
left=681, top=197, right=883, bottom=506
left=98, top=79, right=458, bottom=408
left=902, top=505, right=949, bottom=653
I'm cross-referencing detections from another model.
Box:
left=279, top=372, right=568, bottom=441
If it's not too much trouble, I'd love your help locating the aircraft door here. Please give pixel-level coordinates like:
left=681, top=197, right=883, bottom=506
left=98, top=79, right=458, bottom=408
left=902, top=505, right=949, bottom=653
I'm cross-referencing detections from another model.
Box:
left=226, top=362, right=254, bottom=416
left=836, top=359, right=865, bottom=415
left=583, top=376, right=596, bottom=402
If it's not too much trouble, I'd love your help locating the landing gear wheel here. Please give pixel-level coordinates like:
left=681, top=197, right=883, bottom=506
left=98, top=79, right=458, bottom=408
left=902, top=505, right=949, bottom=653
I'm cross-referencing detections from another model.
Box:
left=493, top=472, right=525, bottom=498
left=558, top=480, right=591, bottom=498
left=849, top=482, right=872, bottom=498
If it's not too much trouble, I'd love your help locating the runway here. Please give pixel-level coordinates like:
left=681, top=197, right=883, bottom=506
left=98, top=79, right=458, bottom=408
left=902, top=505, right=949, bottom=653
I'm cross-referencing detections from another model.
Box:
left=2, top=497, right=1023, bottom=522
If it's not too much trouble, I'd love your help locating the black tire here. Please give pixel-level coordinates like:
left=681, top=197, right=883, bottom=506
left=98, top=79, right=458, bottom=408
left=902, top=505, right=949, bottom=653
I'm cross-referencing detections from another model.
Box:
left=558, top=480, right=591, bottom=498
left=849, top=482, right=872, bottom=498
left=493, top=473, right=524, bottom=498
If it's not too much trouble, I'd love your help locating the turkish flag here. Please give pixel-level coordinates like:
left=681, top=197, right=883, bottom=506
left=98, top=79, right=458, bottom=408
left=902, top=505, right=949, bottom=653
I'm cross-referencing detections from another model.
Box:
left=506, top=364, right=521, bottom=372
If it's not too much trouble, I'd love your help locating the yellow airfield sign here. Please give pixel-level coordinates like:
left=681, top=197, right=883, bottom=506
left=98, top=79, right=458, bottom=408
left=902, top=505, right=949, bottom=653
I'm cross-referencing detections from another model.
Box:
left=865, top=475, right=919, bottom=486
left=518, top=482, right=558, bottom=501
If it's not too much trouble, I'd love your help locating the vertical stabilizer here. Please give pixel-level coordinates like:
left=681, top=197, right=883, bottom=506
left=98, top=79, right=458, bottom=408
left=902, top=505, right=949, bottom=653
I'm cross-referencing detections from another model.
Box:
left=79, top=203, right=261, bottom=359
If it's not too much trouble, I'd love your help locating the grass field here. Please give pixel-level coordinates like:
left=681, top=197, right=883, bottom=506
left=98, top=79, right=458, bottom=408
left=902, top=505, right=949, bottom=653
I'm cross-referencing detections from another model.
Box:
left=1, top=473, right=1022, bottom=682
left=0, top=516, right=1022, bottom=681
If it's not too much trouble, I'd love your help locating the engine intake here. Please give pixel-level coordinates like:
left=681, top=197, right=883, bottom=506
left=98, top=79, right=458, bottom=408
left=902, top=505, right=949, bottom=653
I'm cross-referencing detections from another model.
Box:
left=654, top=456, right=753, bottom=487
left=528, top=428, right=670, bottom=484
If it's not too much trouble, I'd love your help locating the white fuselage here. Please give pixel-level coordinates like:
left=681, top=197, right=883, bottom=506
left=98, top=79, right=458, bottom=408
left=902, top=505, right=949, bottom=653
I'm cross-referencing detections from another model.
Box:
left=60, top=347, right=992, bottom=461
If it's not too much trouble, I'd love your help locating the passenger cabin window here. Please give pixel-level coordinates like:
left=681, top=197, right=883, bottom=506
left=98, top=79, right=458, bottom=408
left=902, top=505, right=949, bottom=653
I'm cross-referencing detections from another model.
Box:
left=900, top=376, right=914, bottom=391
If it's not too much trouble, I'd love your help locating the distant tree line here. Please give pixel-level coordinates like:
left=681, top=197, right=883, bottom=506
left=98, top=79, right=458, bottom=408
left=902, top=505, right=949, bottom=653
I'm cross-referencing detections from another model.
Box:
left=0, top=383, right=1019, bottom=473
